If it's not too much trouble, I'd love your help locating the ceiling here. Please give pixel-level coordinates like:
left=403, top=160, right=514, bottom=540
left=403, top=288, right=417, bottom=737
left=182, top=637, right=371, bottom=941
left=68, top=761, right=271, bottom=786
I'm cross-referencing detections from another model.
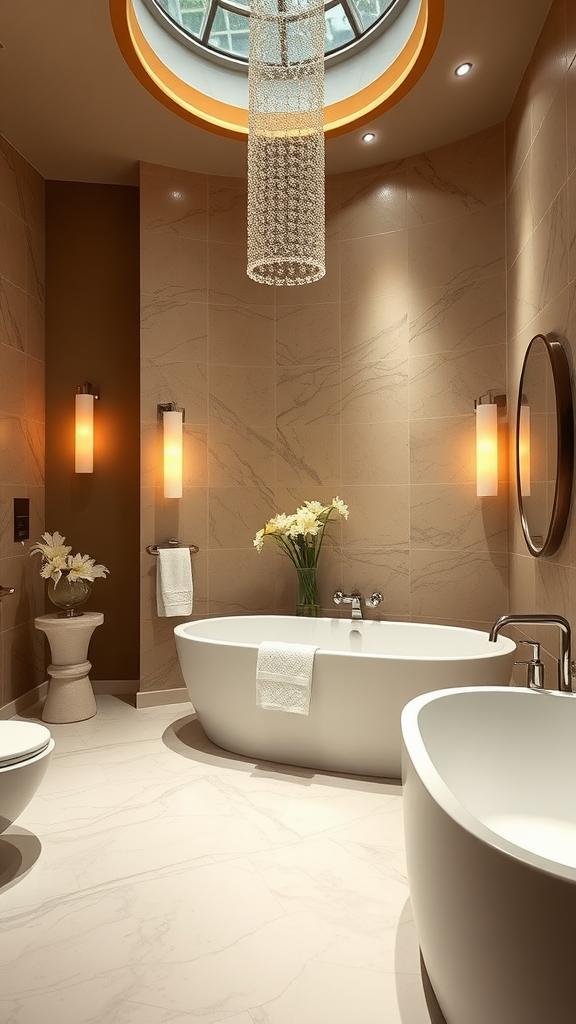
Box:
left=0, top=0, right=552, bottom=184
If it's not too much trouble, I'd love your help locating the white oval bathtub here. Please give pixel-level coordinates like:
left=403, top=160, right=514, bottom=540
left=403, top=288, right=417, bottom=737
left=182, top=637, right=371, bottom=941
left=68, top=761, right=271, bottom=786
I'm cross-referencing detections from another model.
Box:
left=401, top=686, right=576, bottom=1024
left=174, top=616, right=515, bottom=778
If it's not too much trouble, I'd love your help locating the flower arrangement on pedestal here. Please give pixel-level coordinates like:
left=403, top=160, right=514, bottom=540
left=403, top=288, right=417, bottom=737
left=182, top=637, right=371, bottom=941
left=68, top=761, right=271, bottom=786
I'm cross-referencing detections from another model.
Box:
left=254, top=498, right=349, bottom=616
left=30, top=531, right=110, bottom=617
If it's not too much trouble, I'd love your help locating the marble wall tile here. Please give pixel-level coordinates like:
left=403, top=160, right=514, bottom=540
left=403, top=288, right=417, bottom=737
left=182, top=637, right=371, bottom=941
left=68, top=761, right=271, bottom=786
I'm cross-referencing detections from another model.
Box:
left=410, top=484, right=507, bottom=553
left=140, top=162, right=208, bottom=239
left=409, top=345, right=506, bottom=419
left=0, top=203, right=26, bottom=290
left=0, top=344, right=26, bottom=415
left=209, top=305, right=274, bottom=366
left=408, top=276, right=506, bottom=356
left=340, top=548, right=410, bottom=618
left=141, top=230, right=208, bottom=302
left=209, top=241, right=275, bottom=306
left=26, top=225, right=45, bottom=305
left=141, top=352, right=208, bottom=427
left=25, top=354, right=45, bottom=424
left=339, top=171, right=407, bottom=240
left=568, top=169, right=576, bottom=284
left=276, top=304, right=340, bottom=366
left=208, top=487, right=275, bottom=549
left=277, top=365, right=340, bottom=428
left=275, top=425, right=341, bottom=489
left=341, top=358, right=408, bottom=423
left=1, top=620, right=45, bottom=705
left=508, top=551, right=536, bottom=614
left=208, top=175, right=247, bottom=245
left=409, top=550, right=508, bottom=622
left=207, top=548, right=278, bottom=616
left=139, top=617, right=187, bottom=692
left=569, top=60, right=576, bottom=179
left=407, top=125, right=505, bottom=227
left=410, top=415, right=475, bottom=485
left=507, top=186, right=568, bottom=335
left=0, top=277, right=25, bottom=351
left=342, top=420, right=409, bottom=487
left=506, top=64, right=533, bottom=193
left=141, top=296, right=208, bottom=365
left=567, top=0, right=576, bottom=69
left=341, top=292, right=408, bottom=365
left=407, top=204, right=504, bottom=292
left=529, top=78, right=568, bottom=232
left=528, top=0, right=567, bottom=141
left=209, top=364, right=276, bottom=427
left=209, top=424, right=275, bottom=490
left=340, top=485, right=409, bottom=550
left=506, top=150, right=536, bottom=270
left=340, top=231, right=406, bottom=304
left=25, top=293, right=45, bottom=361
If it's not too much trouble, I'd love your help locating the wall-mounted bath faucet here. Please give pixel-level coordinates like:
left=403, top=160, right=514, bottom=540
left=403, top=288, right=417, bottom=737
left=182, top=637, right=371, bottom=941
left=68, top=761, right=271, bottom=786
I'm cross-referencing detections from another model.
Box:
left=489, top=614, right=573, bottom=693
left=333, top=590, right=383, bottom=620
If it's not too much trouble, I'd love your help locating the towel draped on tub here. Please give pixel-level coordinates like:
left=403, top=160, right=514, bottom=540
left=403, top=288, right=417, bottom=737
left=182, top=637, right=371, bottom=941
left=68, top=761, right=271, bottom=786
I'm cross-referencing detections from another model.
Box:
left=256, top=640, right=317, bottom=715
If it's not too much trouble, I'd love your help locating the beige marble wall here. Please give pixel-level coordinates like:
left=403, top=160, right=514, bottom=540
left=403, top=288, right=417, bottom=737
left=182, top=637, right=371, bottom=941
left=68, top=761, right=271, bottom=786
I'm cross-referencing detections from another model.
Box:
left=506, top=0, right=576, bottom=678
left=139, top=123, right=508, bottom=693
left=0, top=135, right=45, bottom=710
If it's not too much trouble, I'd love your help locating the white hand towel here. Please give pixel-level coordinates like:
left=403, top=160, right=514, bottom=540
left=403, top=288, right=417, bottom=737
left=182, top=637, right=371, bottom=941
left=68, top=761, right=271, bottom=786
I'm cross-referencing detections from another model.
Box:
left=256, top=640, right=317, bottom=715
left=156, top=548, right=193, bottom=617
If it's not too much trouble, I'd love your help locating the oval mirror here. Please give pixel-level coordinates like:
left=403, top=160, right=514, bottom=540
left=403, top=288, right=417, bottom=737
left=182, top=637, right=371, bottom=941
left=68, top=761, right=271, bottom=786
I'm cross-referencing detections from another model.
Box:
left=516, top=332, right=574, bottom=557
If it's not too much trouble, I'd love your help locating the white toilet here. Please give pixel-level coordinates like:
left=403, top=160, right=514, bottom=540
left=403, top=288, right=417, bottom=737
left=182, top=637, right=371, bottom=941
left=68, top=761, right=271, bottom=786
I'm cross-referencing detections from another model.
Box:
left=0, top=721, right=54, bottom=833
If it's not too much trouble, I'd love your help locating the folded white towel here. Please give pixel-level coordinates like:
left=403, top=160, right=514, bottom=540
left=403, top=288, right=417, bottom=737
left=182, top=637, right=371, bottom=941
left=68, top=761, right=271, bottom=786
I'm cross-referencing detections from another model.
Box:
left=256, top=640, right=317, bottom=715
left=156, top=548, right=193, bottom=617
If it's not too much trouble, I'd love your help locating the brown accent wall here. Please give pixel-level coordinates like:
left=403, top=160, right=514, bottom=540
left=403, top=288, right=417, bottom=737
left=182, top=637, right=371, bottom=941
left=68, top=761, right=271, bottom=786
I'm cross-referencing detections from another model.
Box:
left=45, top=182, right=140, bottom=680
left=0, top=135, right=46, bottom=711
left=139, top=126, right=508, bottom=695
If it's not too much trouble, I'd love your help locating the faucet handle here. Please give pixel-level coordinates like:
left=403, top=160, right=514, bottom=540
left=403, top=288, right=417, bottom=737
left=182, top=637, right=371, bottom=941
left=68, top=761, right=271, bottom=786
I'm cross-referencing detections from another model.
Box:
left=514, top=639, right=544, bottom=690
left=333, top=590, right=345, bottom=605
left=366, top=592, right=383, bottom=607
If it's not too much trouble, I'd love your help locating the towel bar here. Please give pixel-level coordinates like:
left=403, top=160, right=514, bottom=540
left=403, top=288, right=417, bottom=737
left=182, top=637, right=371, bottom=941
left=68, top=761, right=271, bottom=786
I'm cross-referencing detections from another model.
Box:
left=146, top=539, right=199, bottom=556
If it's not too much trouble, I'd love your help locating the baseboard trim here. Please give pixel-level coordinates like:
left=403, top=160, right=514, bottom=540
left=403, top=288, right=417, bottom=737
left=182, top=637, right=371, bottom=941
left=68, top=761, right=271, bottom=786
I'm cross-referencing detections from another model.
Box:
left=0, top=682, right=49, bottom=720
left=136, top=687, right=190, bottom=709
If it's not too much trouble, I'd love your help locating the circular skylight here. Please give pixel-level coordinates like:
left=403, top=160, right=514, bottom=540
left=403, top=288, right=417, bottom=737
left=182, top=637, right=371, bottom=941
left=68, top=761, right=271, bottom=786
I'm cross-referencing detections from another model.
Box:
left=145, top=0, right=409, bottom=68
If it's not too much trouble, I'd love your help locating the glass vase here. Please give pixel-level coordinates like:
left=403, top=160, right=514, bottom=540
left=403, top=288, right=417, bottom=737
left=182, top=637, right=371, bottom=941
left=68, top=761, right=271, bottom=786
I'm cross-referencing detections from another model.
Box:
left=47, top=572, right=92, bottom=617
left=296, top=566, right=320, bottom=617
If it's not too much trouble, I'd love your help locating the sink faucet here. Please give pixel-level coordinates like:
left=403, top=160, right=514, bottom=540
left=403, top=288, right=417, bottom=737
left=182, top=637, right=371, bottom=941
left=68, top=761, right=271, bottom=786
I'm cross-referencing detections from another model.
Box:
left=488, top=614, right=573, bottom=693
left=333, top=591, right=383, bottom=620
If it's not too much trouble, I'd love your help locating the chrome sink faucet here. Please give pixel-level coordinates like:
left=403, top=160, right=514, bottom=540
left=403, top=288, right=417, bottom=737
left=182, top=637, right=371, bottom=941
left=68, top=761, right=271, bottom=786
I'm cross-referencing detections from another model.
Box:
left=333, top=590, right=383, bottom=620
left=488, top=614, right=573, bottom=693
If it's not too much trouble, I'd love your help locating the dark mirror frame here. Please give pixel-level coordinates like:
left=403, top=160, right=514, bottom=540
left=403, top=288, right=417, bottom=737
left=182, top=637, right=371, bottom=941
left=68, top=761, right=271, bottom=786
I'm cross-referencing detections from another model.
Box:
left=516, top=332, right=574, bottom=558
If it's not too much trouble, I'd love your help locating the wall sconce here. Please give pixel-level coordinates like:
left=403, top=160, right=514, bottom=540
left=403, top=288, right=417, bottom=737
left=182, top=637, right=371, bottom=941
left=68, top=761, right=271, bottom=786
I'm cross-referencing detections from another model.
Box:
left=158, top=402, right=184, bottom=498
left=474, top=392, right=506, bottom=497
left=518, top=397, right=531, bottom=496
left=75, top=382, right=98, bottom=473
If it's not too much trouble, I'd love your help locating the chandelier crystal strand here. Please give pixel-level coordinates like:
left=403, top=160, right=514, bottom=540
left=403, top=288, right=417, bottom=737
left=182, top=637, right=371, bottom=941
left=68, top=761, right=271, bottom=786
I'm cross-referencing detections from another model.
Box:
left=247, top=0, right=326, bottom=286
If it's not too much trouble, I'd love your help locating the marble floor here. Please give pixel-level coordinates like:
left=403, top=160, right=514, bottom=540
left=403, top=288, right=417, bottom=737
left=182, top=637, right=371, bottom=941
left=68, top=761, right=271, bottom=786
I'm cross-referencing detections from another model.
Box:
left=0, top=696, right=433, bottom=1024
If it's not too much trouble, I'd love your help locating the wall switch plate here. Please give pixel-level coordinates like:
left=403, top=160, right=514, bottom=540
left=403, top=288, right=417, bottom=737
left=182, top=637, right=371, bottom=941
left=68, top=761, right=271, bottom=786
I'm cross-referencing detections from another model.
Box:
left=14, top=497, right=30, bottom=541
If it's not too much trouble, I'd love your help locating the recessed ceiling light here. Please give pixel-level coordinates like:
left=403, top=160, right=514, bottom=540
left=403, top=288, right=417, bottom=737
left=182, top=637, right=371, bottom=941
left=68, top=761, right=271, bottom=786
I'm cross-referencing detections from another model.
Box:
left=454, top=62, right=473, bottom=77
left=362, top=132, right=376, bottom=143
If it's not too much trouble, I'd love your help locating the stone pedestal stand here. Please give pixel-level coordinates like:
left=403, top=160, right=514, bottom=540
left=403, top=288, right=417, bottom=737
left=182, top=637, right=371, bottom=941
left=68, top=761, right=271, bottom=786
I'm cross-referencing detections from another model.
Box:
left=34, top=612, right=104, bottom=724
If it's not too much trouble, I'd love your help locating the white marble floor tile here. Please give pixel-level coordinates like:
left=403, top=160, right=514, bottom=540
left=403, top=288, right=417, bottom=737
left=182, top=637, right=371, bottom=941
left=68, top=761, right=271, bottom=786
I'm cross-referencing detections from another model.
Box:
left=0, top=696, right=430, bottom=1024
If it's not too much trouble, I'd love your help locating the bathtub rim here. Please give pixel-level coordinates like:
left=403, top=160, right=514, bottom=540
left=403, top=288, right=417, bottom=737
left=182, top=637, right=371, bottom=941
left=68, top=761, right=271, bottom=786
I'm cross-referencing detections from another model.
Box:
left=401, top=685, right=576, bottom=884
left=174, top=615, right=516, bottom=662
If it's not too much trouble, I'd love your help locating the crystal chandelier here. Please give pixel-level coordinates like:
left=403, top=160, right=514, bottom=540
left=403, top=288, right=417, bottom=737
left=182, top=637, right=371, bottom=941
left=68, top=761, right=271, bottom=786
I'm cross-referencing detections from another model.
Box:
left=247, top=0, right=326, bottom=286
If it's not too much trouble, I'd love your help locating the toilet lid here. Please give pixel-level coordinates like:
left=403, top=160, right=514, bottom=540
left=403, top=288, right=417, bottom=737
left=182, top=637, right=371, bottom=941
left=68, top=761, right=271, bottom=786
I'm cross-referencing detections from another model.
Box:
left=0, top=721, right=52, bottom=767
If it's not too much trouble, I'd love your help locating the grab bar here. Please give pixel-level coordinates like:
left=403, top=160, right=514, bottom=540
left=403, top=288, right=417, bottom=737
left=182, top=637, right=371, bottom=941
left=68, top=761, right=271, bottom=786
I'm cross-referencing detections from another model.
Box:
left=146, top=538, right=199, bottom=556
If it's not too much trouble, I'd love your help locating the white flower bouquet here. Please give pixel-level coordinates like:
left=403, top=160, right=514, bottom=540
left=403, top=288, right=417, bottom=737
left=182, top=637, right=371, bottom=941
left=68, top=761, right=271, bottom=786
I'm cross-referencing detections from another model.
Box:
left=254, top=497, right=349, bottom=568
left=30, top=532, right=110, bottom=584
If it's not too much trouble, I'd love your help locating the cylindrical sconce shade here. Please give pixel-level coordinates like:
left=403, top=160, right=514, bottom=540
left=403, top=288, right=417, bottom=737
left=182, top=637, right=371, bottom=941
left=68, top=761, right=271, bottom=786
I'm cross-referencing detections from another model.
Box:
left=75, top=392, right=94, bottom=473
left=163, top=410, right=183, bottom=498
left=476, top=401, right=498, bottom=496
left=519, top=403, right=531, bottom=496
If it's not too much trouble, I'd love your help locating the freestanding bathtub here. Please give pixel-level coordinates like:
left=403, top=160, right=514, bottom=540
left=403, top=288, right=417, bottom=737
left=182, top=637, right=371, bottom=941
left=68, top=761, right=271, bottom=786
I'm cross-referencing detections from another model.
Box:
left=174, top=616, right=515, bottom=778
left=401, top=686, right=576, bottom=1024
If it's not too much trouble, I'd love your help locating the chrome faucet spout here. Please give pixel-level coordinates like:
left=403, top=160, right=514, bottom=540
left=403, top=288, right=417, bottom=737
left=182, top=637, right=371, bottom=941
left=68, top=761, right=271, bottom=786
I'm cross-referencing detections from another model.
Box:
left=489, top=614, right=573, bottom=693
left=333, top=590, right=363, bottom=620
